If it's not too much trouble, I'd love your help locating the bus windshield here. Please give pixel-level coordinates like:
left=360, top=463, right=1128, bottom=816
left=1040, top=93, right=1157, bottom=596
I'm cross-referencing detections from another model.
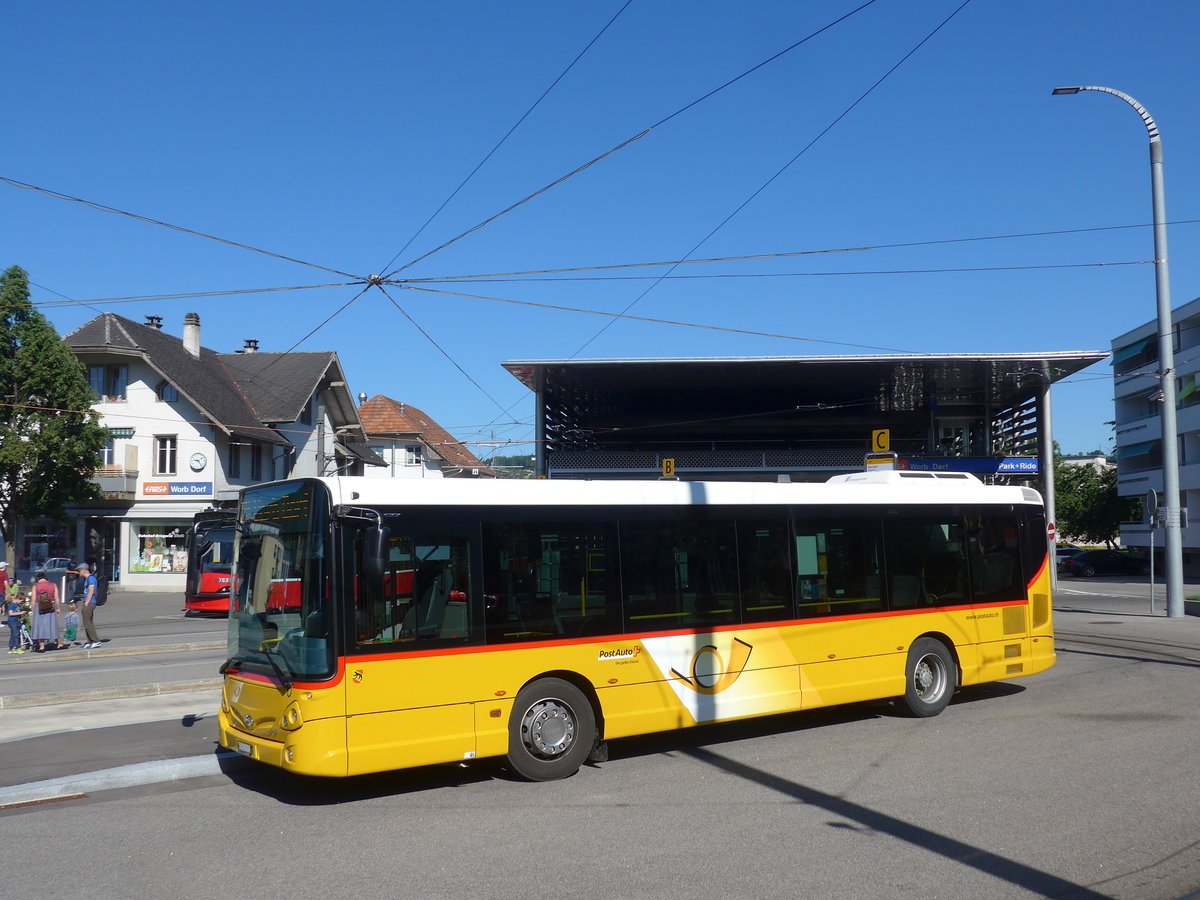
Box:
left=226, top=480, right=333, bottom=682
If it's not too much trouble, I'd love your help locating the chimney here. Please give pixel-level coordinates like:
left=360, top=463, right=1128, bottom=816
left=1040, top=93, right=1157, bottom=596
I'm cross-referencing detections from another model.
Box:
left=144, top=315, right=163, bottom=330
left=242, top=339, right=259, bottom=354
left=183, top=312, right=201, bottom=358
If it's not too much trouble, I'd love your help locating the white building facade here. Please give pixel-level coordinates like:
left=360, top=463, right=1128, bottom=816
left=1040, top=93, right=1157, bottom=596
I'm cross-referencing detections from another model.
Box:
left=1112, top=295, right=1200, bottom=574
left=11, top=313, right=381, bottom=591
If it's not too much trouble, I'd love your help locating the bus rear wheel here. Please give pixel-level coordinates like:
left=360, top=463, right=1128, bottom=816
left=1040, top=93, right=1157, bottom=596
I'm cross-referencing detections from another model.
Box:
left=902, top=638, right=956, bottom=717
left=507, top=678, right=596, bottom=781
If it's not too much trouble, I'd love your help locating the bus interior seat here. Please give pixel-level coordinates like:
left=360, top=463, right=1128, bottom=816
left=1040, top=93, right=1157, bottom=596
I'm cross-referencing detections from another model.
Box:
left=890, top=574, right=924, bottom=609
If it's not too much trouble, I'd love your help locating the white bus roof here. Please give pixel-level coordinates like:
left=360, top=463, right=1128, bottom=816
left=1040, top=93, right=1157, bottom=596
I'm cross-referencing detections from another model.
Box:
left=303, top=472, right=1042, bottom=509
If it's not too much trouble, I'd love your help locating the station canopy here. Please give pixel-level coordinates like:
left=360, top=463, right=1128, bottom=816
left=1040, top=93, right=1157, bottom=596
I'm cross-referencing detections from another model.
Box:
left=504, top=352, right=1109, bottom=477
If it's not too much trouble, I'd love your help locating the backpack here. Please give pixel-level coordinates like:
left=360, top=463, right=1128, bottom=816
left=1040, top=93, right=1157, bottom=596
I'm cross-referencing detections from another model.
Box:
left=36, top=587, right=54, bottom=613
left=94, top=575, right=108, bottom=606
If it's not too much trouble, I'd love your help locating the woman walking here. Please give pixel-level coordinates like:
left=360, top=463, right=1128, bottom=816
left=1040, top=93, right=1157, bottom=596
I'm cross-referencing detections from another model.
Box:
left=30, top=571, right=62, bottom=652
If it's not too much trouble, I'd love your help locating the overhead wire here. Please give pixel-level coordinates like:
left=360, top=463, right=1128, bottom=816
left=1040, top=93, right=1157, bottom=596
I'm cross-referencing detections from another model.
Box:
left=27, top=282, right=359, bottom=309
left=376, top=285, right=510, bottom=414
left=402, top=283, right=917, bottom=353
left=0, top=176, right=360, bottom=280
left=569, top=0, right=975, bottom=358
left=399, top=218, right=1200, bottom=283
left=406, top=259, right=1153, bottom=284
left=378, top=0, right=634, bottom=275
left=385, top=0, right=884, bottom=279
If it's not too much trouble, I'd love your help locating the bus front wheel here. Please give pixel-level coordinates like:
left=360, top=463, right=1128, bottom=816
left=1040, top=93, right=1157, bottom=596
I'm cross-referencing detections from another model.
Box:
left=507, top=678, right=596, bottom=781
left=902, top=638, right=956, bottom=717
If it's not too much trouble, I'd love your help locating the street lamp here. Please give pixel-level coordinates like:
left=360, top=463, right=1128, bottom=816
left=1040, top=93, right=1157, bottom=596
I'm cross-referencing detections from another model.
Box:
left=1053, top=85, right=1184, bottom=618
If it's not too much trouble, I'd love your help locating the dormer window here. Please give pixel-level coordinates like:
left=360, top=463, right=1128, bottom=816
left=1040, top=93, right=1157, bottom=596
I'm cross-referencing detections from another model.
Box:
left=89, top=365, right=128, bottom=400
left=158, top=381, right=179, bottom=402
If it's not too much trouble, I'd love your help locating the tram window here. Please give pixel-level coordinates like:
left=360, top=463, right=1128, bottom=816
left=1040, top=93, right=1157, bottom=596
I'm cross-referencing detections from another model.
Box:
left=481, top=522, right=617, bottom=643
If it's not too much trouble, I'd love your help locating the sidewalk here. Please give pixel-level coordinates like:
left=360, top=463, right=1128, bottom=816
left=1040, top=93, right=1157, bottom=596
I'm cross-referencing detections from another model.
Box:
left=0, top=587, right=226, bottom=709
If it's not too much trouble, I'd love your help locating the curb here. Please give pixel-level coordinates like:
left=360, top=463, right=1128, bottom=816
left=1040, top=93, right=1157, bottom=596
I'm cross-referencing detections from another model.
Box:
left=0, top=753, right=255, bottom=808
left=0, top=640, right=226, bottom=667
left=0, top=677, right=223, bottom=710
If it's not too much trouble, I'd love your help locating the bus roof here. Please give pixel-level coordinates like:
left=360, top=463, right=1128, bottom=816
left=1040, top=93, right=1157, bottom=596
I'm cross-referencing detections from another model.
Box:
left=290, top=471, right=1043, bottom=509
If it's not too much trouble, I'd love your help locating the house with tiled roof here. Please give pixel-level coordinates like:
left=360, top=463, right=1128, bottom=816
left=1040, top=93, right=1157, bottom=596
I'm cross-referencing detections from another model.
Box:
left=47, top=312, right=382, bottom=591
left=358, top=395, right=494, bottom=478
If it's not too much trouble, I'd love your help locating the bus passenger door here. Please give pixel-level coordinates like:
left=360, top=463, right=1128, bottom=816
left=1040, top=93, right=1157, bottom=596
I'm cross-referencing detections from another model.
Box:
left=345, top=528, right=479, bottom=774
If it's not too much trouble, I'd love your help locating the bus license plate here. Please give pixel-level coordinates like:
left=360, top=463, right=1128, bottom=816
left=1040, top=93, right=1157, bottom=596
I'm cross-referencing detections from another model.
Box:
left=237, top=741, right=253, bottom=757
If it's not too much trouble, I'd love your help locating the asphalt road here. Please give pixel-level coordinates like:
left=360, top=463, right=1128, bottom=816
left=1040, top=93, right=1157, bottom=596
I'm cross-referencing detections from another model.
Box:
left=1, top=582, right=1198, bottom=899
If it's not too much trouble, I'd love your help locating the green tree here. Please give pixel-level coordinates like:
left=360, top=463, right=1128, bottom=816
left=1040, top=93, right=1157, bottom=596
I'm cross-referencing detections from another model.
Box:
left=0, top=265, right=108, bottom=562
left=488, top=453, right=535, bottom=478
left=1054, top=461, right=1133, bottom=547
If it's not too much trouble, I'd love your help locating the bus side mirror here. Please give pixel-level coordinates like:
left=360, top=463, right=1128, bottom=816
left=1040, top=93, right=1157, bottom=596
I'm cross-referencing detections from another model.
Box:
left=362, top=525, right=391, bottom=579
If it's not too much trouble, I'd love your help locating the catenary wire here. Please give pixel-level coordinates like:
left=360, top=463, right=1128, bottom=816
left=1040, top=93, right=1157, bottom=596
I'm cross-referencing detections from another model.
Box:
left=378, top=0, right=634, bottom=275
left=402, top=283, right=917, bottom=353
left=0, top=176, right=360, bottom=280
left=26, top=282, right=359, bottom=309
left=400, top=218, right=1200, bottom=283
left=376, top=285, right=510, bottom=414
left=385, top=0, right=884, bottom=278
left=570, top=0, right=975, bottom=358
left=405, top=260, right=1152, bottom=284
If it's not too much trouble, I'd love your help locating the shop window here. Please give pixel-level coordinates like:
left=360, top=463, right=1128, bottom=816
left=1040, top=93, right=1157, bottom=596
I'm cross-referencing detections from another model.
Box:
left=130, top=525, right=188, bottom=574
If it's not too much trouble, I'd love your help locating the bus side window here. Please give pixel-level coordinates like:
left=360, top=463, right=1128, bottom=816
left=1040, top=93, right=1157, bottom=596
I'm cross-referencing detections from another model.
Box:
left=967, top=514, right=1023, bottom=602
left=354, top=534, right=472, bottom=648
left=795, top=519, right=884, bottom=616
left=481, top=522, right=617, bottom=643
left=738, top=519, right=794, bottom=622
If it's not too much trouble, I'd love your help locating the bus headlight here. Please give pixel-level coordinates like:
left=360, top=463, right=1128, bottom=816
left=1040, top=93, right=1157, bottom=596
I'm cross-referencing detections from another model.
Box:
left=280, top=701, right=303, bottom=731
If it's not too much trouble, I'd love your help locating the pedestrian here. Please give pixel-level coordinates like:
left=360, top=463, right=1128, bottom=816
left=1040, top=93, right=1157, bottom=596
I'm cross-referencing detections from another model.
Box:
left=0, top=560, right=8, bottom=598
left=5, top=589, right=22, bottom=654
left=31, top=571, right=62, bottom=653
left=79, top=563, right=103, bottom=649
left=64, top=555, right=80, bottom=601
left=64, top=602, right=81, bottom=646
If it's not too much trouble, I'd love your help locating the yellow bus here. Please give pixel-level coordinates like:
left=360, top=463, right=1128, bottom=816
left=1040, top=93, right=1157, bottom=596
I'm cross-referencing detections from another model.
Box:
left=218, top=471, right=1053, bottom=781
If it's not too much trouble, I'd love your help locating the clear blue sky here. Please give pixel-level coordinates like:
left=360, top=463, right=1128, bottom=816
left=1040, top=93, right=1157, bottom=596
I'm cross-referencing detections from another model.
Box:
left=5, top=1, right=1199, bottom=458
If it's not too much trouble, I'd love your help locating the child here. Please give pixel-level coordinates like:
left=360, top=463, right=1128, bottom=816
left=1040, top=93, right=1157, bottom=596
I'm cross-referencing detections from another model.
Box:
left=64, top=602, right=81, bottom=646
left=6, top=591, right=23, bottom=654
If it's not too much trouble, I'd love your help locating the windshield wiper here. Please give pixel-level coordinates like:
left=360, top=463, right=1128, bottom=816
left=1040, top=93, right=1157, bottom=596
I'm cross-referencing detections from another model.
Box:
left=219, top=655, right=245, bottom=676
left=257, top=640, right=294, bottom=691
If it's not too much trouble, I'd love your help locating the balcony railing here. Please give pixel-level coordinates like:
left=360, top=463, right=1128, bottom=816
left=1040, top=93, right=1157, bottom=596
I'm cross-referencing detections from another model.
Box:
left=91, top=469, right=137, bottom=498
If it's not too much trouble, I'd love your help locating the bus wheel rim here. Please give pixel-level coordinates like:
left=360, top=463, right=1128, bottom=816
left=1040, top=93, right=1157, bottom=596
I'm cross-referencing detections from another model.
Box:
left=914, top=655, right=945, bottom=699
left=522, top=699, right=576, bottom=759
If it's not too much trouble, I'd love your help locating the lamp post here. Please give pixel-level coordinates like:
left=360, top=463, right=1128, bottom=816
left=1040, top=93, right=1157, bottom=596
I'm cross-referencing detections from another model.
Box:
left=1053, top=85, right=1184, bottom=618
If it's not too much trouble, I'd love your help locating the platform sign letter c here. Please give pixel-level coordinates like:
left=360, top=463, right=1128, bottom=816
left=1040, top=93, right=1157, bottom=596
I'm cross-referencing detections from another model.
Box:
left=872, top=429, right=890, bottom=452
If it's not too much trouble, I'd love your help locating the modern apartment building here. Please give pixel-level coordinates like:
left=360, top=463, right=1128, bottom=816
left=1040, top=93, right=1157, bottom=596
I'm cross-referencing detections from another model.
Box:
left=1112, top=295, right=1200, bottom=573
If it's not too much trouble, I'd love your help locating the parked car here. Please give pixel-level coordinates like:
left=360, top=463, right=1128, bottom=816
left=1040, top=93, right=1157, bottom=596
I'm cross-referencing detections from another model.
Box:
left=13, top=557, right=75, bottom=593
left=1060, top=549, right=1150, bottom=577
left=1055, top=544, right=1084, bottom=566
